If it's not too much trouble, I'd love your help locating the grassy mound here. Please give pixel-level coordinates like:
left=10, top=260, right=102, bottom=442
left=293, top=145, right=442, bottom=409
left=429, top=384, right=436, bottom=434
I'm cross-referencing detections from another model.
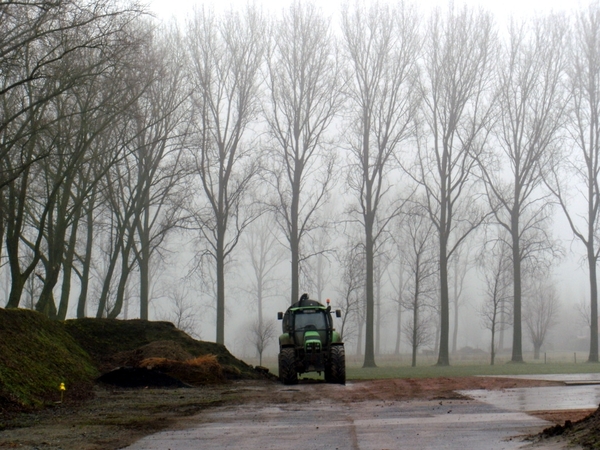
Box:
left=0, top=309, right=98, bottom=410
left=0, top=311, right=270, bottom=411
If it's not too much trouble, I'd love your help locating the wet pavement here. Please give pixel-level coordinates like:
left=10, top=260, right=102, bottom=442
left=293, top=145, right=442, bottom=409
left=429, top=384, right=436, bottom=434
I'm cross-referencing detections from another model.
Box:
left=125, top=398, right=547, bottom=449
left=124, top=374, right=600, bottom=449
left=463, top=373, right=600, bottom=412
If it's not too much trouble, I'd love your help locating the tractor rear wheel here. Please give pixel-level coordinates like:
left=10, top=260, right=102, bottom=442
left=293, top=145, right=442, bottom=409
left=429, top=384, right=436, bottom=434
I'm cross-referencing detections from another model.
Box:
left=328, top=345, right=346, bottom=384
left=278, top=348, right=298, bottom=385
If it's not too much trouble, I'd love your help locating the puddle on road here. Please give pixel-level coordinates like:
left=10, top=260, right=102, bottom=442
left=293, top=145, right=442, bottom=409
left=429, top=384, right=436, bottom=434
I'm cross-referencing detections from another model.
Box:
left=460, top=385, right=600, bottom=411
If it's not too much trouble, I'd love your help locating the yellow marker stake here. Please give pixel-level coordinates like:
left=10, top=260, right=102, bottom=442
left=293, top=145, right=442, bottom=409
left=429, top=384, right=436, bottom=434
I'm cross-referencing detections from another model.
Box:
left=59, top=382, right=66, bottom=403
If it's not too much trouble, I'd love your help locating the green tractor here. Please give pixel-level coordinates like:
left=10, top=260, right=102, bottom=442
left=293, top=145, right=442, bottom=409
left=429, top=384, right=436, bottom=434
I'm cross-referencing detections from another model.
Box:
left=277, top=293, right=345, bottom=385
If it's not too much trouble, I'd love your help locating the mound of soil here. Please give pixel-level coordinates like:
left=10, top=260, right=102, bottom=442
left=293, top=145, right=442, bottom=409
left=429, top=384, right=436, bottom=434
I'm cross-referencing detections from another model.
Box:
left=111, top=340, right=194, bottom=368
left=63, top=318, right=261, bottom=380
left=539, top=404, right=600, bottom=448
left=139, top=355, right=225, bottom=385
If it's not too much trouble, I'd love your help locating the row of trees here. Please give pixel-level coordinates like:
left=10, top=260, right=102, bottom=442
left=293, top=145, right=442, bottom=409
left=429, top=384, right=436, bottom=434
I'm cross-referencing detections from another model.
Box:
left=1, top=0, right=598, bottom=368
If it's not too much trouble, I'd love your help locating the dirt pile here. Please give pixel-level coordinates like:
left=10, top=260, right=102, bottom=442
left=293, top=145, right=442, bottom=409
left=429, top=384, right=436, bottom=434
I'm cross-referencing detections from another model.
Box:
left=62, top=318, right=260, bottom=380
left=139, top=355, right=225, bottom=385
left=111, top=340, right=194, bottom=367
left=539, top=404, right=600, bottom=448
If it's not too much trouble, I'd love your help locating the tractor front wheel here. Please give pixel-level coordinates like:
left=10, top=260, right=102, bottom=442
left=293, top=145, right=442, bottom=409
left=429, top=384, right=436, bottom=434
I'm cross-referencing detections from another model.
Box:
left=278, top=348, right=298, bottom=385
left=328, top=345, right=346, bottom=385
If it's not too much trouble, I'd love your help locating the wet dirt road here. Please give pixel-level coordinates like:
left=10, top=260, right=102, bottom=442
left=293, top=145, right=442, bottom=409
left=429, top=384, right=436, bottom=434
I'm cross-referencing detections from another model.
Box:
left=124, top=380, right=569, bottom=450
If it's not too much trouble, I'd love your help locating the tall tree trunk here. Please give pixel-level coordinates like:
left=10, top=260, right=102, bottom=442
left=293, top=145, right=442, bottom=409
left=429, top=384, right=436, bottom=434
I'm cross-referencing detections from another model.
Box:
left=77, top=196, right=95, bottom=318
left=394, top=265, right=403, bottom=355
left=437, top=240, right=450, bottom=365
left=411, top=292, right=419, bottom=367
left=216, top=222, right=226, bottom=344
left=511, top=207, right=524, bottom=363
left=138, top=206, right=151, bottom=320
left=364, top=216, right=376, bottom=367
left=108, top=234, right=134, bottom=319
left=290, top=170, right=301, bottom=305
left=395, top=301, right=402, bottom=355
left=452, top=258, right=459, bottom=353
left=375, top=264, right=381, bottom=356
left=490, top=321, right=496, bottom=366
left=96, top=236, right=122, bottom=318
left=588, top=246, right=599, bottom=362
left=57, top=213, right=80, bottom=320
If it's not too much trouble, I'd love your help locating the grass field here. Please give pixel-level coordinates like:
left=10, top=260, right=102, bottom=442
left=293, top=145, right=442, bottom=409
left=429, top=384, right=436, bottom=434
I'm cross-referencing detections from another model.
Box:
left=254, top=351, right=600, bottom=380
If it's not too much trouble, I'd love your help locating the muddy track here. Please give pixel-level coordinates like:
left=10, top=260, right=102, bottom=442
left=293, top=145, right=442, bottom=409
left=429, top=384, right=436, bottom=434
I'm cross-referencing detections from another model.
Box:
left=0, top=377, right=582, bottom=450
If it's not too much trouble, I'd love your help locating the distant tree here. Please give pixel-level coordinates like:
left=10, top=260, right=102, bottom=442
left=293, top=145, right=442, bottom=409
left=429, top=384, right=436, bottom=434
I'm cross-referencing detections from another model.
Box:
left=341, top=1, right=420, bottom=368
left=399, top=204, right=438, bottom=367
left=164, top=286, right=200, bottom=338
left=478, top=237, right=512, bottom=365
left=412, top=5, right=495, bottom=366
left=335, top=238, right=365, bottom=344
left=388, top=231, right=408, bottom=355
left=186, top=6, right=265, bottom=344
left=249, top=319, right=276, bottom=367
left=479, top=15, right=567, bottom=362
left=242, top=215, right=286, bottom=336
left=264, top=2, right=341, bottom=306
left=301, top=225, right=334, bottom=303
left=546, top=4, right=600, bottom=363
left=524, top=278, right=559, bottom=360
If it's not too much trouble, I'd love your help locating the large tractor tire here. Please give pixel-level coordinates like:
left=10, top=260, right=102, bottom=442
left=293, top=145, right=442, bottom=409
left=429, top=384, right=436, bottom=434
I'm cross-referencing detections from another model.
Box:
left=278, top=347, right=298, bottom=385
left=328, top=345, right=346, bottom=385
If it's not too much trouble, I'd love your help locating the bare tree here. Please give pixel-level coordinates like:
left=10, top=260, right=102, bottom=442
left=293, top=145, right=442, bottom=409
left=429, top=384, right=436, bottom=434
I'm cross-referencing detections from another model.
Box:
left=399, top=204, right=438, bottom=367
left=388, top=231, right=408, bottom=355
left=545, top=4, right=600, bottom=363
left=2, top=2, right=146, bottom=312
left=128, top=24, right=189, bottom=320
left=341, top=1, right=420, bottom=368
left=264, top=2, right=341, bottom=306
left=524, top=277, right=560, bottom=360
left=242, top=215, right=286, bottom=334
left=335, top=237, right=365, bottom=345
left=164, top=285, right=200, bottom=338
left=186, top=6, right=265, bottom=344
left=301, top=225, right=334, bottom=303
left=479, top=15, right=567, bottom=362
left=413, top=5, right=495, bottom=366
left=249, top=319, right=276, bottom=367
left=478, top=236, right=512, bottom=365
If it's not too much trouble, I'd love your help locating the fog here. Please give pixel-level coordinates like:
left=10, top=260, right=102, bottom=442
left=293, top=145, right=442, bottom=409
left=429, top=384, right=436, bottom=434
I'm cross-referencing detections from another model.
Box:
left=1, top=0, right=597, bottom=368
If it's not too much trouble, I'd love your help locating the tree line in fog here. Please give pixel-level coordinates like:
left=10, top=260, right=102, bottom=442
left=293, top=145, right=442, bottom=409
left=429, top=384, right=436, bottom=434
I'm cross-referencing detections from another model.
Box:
left=2, top=0, right=600, bottom=367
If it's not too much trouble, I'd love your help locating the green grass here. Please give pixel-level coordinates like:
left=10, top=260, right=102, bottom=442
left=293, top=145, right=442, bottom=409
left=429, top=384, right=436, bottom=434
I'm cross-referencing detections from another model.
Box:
left=345, top=362, right=600, bottom=380
left=0, top=309, right=98, bottom=409
left=262, top=352, right=600, bottom=380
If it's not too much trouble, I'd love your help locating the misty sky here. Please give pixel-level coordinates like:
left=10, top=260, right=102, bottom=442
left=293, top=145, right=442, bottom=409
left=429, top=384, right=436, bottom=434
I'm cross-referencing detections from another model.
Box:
left=149, top=0, right=580, bottom=22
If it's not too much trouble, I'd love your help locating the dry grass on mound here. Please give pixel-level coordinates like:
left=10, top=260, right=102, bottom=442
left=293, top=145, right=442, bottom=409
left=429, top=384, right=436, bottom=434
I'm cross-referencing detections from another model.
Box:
left=139, top=354, right=225, bottom=385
